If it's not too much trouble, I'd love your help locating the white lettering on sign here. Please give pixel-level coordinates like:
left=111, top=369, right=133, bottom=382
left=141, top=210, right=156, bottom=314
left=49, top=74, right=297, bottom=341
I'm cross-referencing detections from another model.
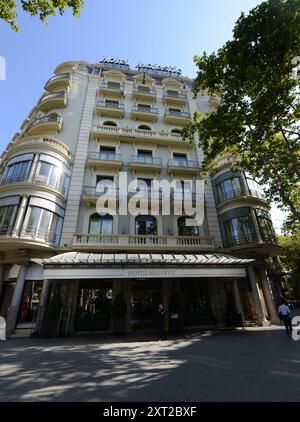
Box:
left=127, top=269, right=177, bottom=278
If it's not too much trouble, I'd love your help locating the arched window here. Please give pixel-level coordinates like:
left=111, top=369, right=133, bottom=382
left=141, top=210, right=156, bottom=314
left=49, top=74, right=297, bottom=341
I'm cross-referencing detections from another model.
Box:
left=177, top=217, right=199, bottom=236
left=135, top=215, right=157, bottom=235
left=102, top=121, right=117, bottom=127
left=138, top=124, right=152, bottom=131
left=171, top=128, right=182, bottom=135
left=89, top=213, right=113, bottom=234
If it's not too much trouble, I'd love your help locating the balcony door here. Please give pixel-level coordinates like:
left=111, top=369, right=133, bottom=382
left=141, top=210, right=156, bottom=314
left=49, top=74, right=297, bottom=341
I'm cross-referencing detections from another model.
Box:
left=173, top=153, right=187, bottom=167
left=137, top=149, right=152, bottom=164
left=89, top=213, right=113, bottom=235
left=135, top=215, right=157, bottom=236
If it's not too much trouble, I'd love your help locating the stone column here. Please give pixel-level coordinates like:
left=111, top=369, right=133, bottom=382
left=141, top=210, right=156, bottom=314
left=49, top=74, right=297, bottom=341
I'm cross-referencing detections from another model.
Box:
left=248, top=265, right=269, bottom=326
left=11, top=196, right=29, bottom=237
left=67, top=281, right=79, bottom=335
left=257, top=267, right=280, bottom=325
left=35, top=278, right=52, bottom=333
left=6, top=264, right=27, bottom=334
left=123, top=279, right=132, bottom=333
left=233, top=279, right=245, bottom=327
left=28, top=153, right=39, bottom=182
left=209, top=279, right=226, bottom=327
left=112, top=279, right=130, bottom=333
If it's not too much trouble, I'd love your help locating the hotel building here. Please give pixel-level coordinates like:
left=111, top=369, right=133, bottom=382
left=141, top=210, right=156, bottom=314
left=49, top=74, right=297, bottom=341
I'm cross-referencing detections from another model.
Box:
left=0, top=58, right=282, bottom=336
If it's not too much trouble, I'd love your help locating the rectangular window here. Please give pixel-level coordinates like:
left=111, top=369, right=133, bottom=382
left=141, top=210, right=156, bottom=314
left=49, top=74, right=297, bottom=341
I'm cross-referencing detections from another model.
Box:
left=224, top=215, right=256, bottom=246
left=168, top=108, right=181, bottom=115
left=173, top=153, right=188, bottom=167
left=35, top=161, right=62, bottom=191
left=167, top=90, right=179, bottom=97
left=107, top=81, right=120, bottom=90
left=4, top=160, right=31, bottom=183
left=0, top=205, right=16, bottom=235
left=138, top=85, right=150, bottom=93
left=96, top=175, right=114, bottom=195
left=100, top=147, right=116, bottom=160
left=217, top=177, right=242, bottom=202
left=22, top=206, right=60, bottom=243
left=137, top=149, right=153, bottom=164
left=137, top=104, right=151, bottom=111
left=105, top=99, right=119, bottom=108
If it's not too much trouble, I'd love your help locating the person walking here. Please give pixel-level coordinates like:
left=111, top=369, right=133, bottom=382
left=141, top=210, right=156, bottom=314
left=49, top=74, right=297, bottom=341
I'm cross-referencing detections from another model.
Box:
left=278, top=301, right=293, bottom=337
left=158, top=303, right=167, bottom=341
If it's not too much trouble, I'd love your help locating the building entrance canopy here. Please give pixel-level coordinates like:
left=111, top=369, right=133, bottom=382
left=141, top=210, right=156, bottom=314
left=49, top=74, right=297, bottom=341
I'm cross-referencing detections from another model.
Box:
left=39, top=252, right=254, bottom=280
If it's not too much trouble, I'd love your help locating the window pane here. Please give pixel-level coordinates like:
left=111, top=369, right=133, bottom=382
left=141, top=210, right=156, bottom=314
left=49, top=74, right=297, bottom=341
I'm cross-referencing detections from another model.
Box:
left=173, top=154, right=187, bottom=166
left=25, top=207, right=42, bottom=234
left=101, top=216, right=113, bottom=234
left=89, top=216, right=101, bottom=234
left=135, top=216, right=157, bottom=235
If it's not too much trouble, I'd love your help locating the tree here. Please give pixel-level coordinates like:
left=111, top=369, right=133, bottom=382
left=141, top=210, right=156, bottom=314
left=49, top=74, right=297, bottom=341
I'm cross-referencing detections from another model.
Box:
left=278, top=233, right=300, bottom=300
left=0, top=0, right=84, bottom=31
left=183, top=0, right=300, bottom=231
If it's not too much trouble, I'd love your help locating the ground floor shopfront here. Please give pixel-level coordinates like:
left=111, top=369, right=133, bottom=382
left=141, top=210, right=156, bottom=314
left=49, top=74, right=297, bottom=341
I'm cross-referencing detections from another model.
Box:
left=0, top=252, right=280, bottom=336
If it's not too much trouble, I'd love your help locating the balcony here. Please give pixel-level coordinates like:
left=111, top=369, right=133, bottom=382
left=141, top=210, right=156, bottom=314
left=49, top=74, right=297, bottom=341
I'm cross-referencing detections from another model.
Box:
left=217, top=188, right=269, bottom=208
left=131, top=105, right=159, bottom=122
left=26, top=115, right=63, bottom=136
left=92, top=125, right=192, bottom=148
left=44, top=73, right=71, bottom=92
left=167, top=159, right=200, bottom=176
left=99, top=82, right=125, bottom=99
left=96, top=100, right=125, bottom=118
left=20, top=227, right=57, bottom=244
left=5, top=136, right=72, bottom=162
left=87, top=151, right=123, bottom=170
left=82, top=186, right=118, bottom=205
left=129, top=155, right=162, bottom=174
left=164, top=110, right=190, bottom=126
left=72, top=233, right=215, bottom=252
left=132, top=86, right=157, bottom=102
left=38, top=92, right=67, bottom=112
left=163, top=91, right=187, bottom=106
left=0, top=173, right=67, bottom=198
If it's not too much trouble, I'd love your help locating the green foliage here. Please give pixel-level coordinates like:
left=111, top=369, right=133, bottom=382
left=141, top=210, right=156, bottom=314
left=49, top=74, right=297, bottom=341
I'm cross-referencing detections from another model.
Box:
left=168, top=290, right=183, bottom=315
left=278, top=233, right=300, bottom=300
left=184, top=0, right=300, bottom=230
left=0, top=0, right=84, bottom=31
left=111, top=293, right=127, bottom=319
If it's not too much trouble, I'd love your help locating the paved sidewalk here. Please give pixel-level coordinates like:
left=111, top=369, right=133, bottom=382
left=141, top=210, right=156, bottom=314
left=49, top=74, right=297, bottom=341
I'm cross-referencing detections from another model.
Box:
left=0, top=327, right=299, bottom=402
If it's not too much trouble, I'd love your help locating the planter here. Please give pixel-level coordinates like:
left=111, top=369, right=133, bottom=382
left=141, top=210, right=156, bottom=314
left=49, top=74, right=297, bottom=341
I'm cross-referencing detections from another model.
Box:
left=75, top=319, right=110, bottom=331
left=169, top=314, right=185, bottom=334
left=112, top=318, right=127, bottom=335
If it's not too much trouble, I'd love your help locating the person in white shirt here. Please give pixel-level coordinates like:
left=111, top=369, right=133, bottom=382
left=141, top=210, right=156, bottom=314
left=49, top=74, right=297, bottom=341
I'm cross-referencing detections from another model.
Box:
left=278, top=301, right=292, bottom=337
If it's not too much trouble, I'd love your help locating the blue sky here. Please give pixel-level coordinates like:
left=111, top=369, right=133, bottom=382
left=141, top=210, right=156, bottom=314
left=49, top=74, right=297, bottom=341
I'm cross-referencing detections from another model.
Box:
left=0, top=0, right=285, bottom=230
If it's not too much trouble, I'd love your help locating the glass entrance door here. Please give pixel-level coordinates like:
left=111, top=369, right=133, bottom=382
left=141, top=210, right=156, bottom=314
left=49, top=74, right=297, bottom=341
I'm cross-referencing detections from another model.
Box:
left=131, top=279, right=163, bottom=331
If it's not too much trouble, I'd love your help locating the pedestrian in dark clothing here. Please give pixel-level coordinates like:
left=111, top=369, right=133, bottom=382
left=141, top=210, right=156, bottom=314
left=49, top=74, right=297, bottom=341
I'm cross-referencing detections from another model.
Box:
left=278, top=301, right=293, bottom=337
left=158, top=303, right=167, bottom=341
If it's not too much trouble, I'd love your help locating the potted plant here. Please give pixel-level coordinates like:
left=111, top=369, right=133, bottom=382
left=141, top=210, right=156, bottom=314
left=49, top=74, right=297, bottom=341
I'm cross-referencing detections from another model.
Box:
left=41, top=290, right=62, bottom=337
left=169, top=290, right=184, bottom=334
left=112, top=293, right=127, bottom=335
